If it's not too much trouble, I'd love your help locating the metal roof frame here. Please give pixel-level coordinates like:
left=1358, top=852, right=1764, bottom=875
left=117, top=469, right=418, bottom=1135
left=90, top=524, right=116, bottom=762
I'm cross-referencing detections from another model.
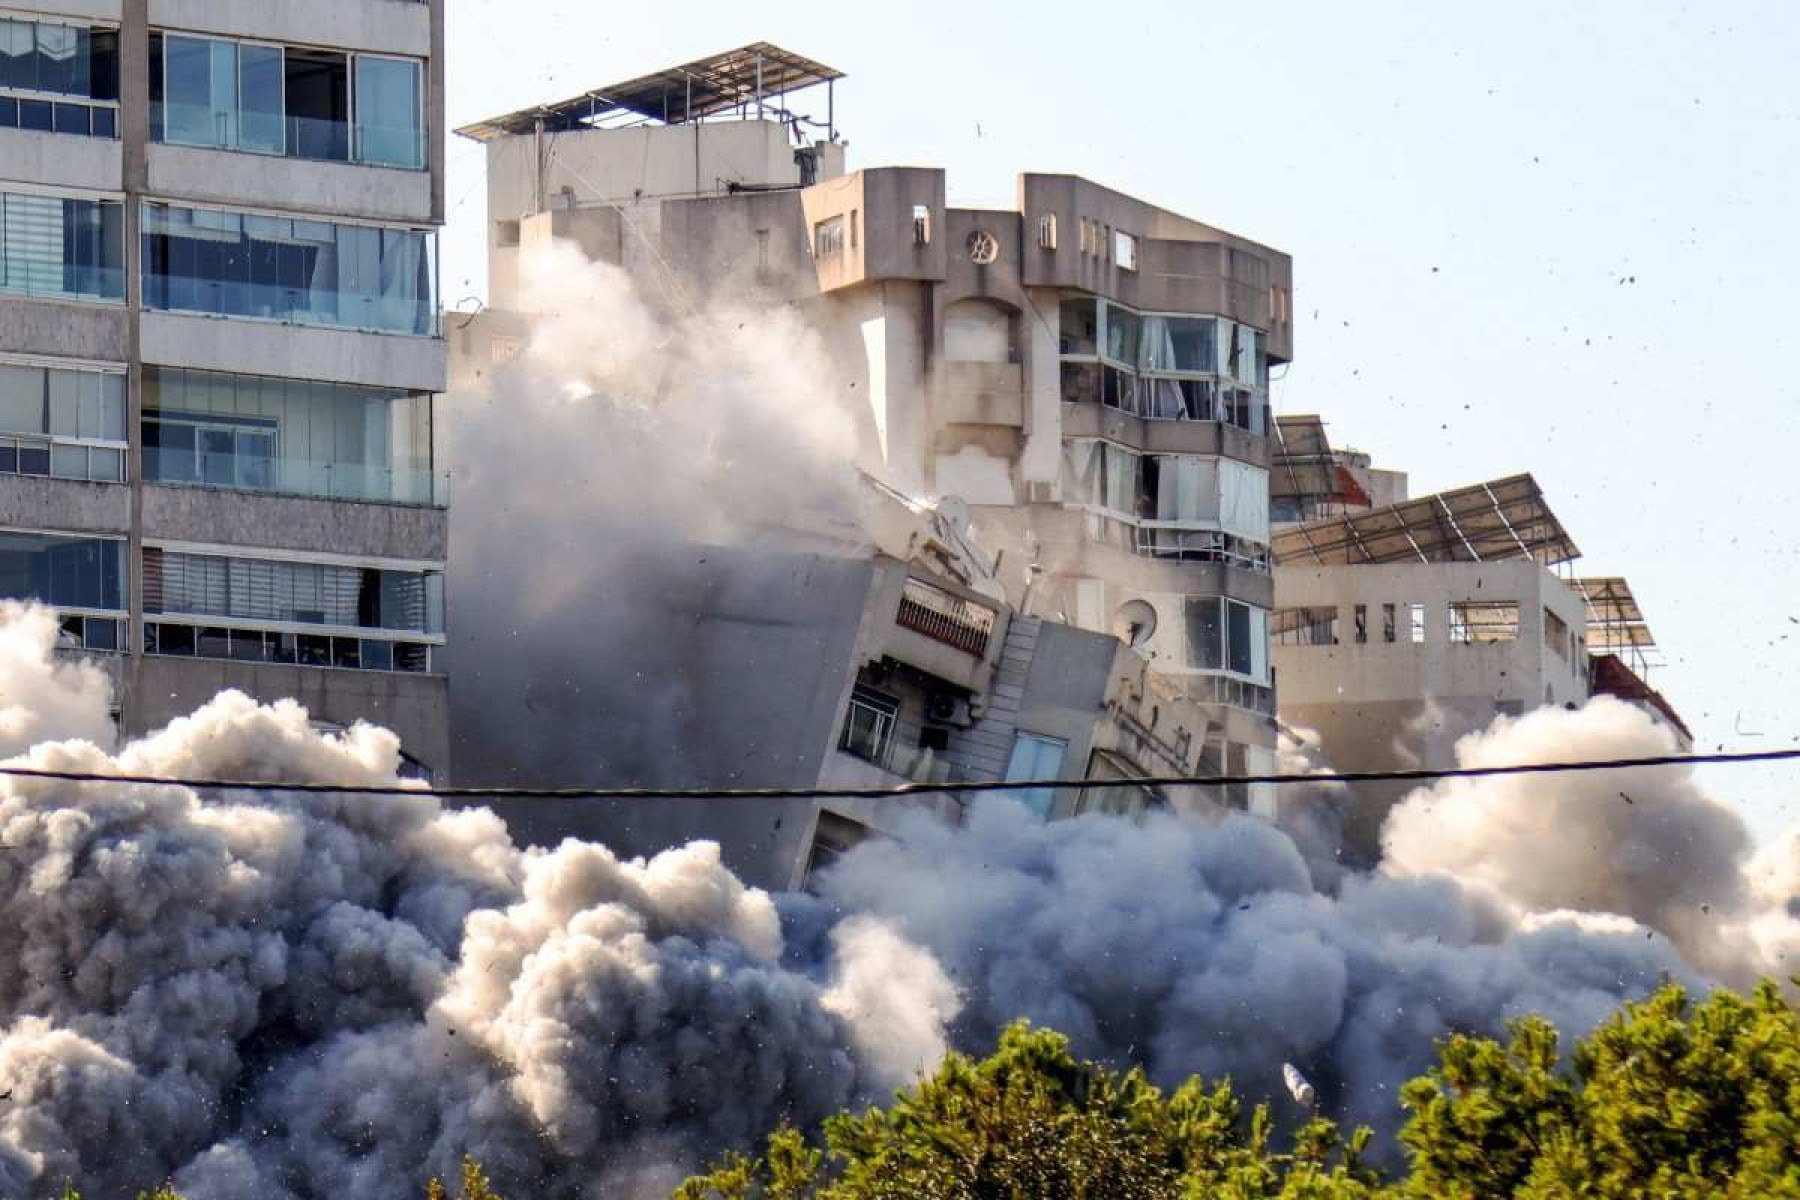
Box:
left=1573, top=577, right=1656, bottom=652
left=456, top=42, right=845, bottom=142
left=1272, top=473, right=1580, bottom=567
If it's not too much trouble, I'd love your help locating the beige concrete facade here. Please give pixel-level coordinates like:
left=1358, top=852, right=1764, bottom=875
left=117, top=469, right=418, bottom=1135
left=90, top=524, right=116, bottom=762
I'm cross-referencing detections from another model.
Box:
left=450, top=83, right=1288, bottom=871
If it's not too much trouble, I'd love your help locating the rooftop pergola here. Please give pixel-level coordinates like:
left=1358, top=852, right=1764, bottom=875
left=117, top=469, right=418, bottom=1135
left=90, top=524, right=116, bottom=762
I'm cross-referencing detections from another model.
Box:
left=1272, top=474, right=1580, bottom=568
left=456, top=43, right=844, bottom=142
left=1572, top=576, right=1658, bottom=674
left=1271, top=415, right=1339, bottom=502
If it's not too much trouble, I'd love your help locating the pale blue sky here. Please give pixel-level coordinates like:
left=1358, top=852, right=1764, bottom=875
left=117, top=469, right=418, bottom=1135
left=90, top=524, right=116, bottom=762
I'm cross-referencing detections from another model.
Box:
left=444, top=1, right=1800, bottom=842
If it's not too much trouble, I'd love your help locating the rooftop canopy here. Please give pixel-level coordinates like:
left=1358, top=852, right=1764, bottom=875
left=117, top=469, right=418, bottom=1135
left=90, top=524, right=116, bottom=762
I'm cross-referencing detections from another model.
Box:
left=1572, top=577, right=1656, bottom=653
left=456, top=42, right=844, bottom=142
left=1271, top=415, right=1337, bottom=501
left=1272, top=473, right=1580, bottom=567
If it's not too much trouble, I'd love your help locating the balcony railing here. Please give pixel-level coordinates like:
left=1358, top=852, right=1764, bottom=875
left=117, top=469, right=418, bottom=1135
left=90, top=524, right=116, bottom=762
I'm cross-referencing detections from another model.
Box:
left=897, top=578, right=996, bottom=658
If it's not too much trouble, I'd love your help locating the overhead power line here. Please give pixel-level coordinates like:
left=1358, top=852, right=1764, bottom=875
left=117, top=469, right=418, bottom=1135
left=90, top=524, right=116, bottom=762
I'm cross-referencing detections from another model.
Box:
left=0, top=746, right=1796, bottom=801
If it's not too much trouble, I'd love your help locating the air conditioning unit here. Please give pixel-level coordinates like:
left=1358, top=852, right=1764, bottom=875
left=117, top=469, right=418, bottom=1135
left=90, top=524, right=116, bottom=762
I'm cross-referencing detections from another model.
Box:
left=925, top=689, right=973, bottom=727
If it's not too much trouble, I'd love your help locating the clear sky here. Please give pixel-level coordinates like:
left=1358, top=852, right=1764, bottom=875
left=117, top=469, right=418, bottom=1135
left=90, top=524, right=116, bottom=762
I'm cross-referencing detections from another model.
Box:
left=444, top=0, right=1800, bottom=842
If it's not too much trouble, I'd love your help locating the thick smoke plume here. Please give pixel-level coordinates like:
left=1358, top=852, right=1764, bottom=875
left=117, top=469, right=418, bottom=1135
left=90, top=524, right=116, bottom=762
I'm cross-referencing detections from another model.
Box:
left=0, top=604, right=949, bottom=1199
left=0, top=608, right=1797, bottom=1191
left=446, top=243, right=872, bottom=796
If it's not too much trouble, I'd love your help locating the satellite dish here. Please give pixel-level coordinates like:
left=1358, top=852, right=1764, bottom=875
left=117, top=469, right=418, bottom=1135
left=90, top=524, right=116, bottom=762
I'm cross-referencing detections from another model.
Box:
left=1114, top=599, right=1158, bottom=648
left=935, top=495, right=972, bottom=538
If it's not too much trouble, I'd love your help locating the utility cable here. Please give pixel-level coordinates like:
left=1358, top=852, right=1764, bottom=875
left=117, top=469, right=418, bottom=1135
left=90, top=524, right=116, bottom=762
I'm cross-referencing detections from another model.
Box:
left=0, top=747, right=1796, bottom=801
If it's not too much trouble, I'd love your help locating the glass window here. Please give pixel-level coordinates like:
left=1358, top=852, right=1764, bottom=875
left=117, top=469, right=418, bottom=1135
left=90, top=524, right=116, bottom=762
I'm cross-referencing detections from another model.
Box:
left=143, top=367, right=435, bottom=504
left=1142, top=316, right=1218, bottom=373
left=0, top=192, right=125, bottom=303
left=1003, top=733, right=1067, bottom=820
left=142, top=203, right=439, bottom=335
left=0, top=531, right=123, bottom=610
left=839, top=686, right=899, bottom=767
left=162, top=35, right=234, bottom=148
left=238, top=43, right=285, bottom=154
left=1186, top=597, right=1223, bottom=670
left=1102, top=303, right=1140, bottom=365
left=1227, top=600, right=1253, bottom=676
left=354, top=56, right=423, bottom=168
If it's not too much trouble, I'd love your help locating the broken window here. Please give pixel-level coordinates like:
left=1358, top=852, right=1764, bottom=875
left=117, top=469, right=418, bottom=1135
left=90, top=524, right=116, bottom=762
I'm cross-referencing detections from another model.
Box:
left=1448, top=601, right=1520, bottom=644
left=1354, top=603, right=1368, bottom=644
left=1272, top=606, right=1339, bottom=646
left=911, top=204, right=931, bottom=245
left=1383, top=603, right=1397, bottom=643
left=1059, top=295, right=1098, bottom=355
left=802, top=812, right=870, bottom=893
left=1545, top=608, right=1571, bottom=660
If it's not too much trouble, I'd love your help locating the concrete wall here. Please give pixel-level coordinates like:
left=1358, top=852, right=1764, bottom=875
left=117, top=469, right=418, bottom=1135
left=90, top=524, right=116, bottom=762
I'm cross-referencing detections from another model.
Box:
left=0, top=478, right=132, bottom=535
left=146, top=0, right=431, bottom=56
left=147, top=146, right=434, bottom=224
left=1274, top=560, right=1588, bottom=709
left=448, top=545, right=881, bottom=891
left=0, top=129, right=122, bottom=192
left=141, top=313, right=447, bottom=392
left=0, top=299, right=130, bottom=362
left=129, top=654, right=450, bottom=773
left=141, top=485, right=446, bottom=560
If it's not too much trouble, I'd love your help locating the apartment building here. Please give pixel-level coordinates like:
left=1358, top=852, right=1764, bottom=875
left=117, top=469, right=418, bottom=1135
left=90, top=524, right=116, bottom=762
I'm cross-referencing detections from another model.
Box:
left=450, top=46, right=1289, bottom=862
left=1268, top=420, right=1687, bottom=855
left=0, top=0, right=449, bottom=772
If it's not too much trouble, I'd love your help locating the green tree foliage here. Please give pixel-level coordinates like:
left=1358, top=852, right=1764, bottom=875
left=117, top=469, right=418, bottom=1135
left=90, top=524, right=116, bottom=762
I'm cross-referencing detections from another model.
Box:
left=675, top=1022, right=1379, bottom=1200
left=425, top=1156, right=507, bottom=1200
left=1398, top=980, right=1800, bottom=1199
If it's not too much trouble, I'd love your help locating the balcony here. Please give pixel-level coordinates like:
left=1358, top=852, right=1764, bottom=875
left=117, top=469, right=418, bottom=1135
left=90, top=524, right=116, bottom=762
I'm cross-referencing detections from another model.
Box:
left=897, top=577, right=995, bottom=657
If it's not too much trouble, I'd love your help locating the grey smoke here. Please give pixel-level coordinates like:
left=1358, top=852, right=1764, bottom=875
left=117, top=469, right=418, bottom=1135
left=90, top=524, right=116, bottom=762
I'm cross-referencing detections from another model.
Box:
left=0, top=603, right=949, bottom=1199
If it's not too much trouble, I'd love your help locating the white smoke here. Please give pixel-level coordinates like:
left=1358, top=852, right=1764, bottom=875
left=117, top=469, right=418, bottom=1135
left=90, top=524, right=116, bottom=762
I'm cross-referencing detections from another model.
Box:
left=1382, top=696, right=1800, bottom=987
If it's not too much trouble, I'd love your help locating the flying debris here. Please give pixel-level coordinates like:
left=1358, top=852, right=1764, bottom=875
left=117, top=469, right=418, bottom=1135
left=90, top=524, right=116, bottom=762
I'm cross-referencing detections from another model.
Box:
left=1283, top=1063, right=1317, bottom=1107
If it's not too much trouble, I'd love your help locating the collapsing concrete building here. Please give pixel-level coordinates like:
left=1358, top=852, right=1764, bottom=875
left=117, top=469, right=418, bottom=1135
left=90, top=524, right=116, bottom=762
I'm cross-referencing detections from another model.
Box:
left=446, top=44, right=1287, bottom=885
left=1268, top=418, right=1689, bottom=856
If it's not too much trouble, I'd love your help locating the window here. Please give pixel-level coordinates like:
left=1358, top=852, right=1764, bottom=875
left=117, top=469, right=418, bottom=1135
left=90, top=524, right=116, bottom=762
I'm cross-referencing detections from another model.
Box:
left=1448, top=601, right=1520, bottom=644
left=141, top=203, right=439, bottom=336
left=494, top=218, right=521, bottom=248
left=1077, top=751, right=1158, bottom=819
left=838, top=686, right=899, bottom=768
left=141, top=547, right=441, bottom=674
left=0, top=17, right=118, bottom=139
left=813, top=215, right=844, bottom=258
left=802, top=812, right=868, bottom=892
left=1059, top=296, right=1097, bottom=355
left=1273, top=606, right=1339, bottom=646
left=1003, top=733, right=1067, bottom=821
left=1184, top=597, right=1268, bottom=679
left=1545, top=608, right=1571, bottom=660
left=1114, top=230, right=1138, bottom=270
left=1037, top=213, right=1057, bottom=250
left=143, top=368, right=436, bottom=504
left=911, top=204, right=931, bottom=245
left=354, top=55, right=424, bottom=168
left=0, top=359, right=126, bottom=483
left=150, top=33, right=423, bottom=168
left=849, top=209, right=858, bottom=249
left=0, top=531, right=124, bottom=611
left=143, top=548, right=442, bottom=633
left=1354, top=603, right=1368, bottom=644
left=1383, top=602, right=1397, bottom=643
left=1409, top=602, right=1426, bottom=644
left=1141, top=316, right=1218, bottom=373
left=0, top=191, right=125, bottom=303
